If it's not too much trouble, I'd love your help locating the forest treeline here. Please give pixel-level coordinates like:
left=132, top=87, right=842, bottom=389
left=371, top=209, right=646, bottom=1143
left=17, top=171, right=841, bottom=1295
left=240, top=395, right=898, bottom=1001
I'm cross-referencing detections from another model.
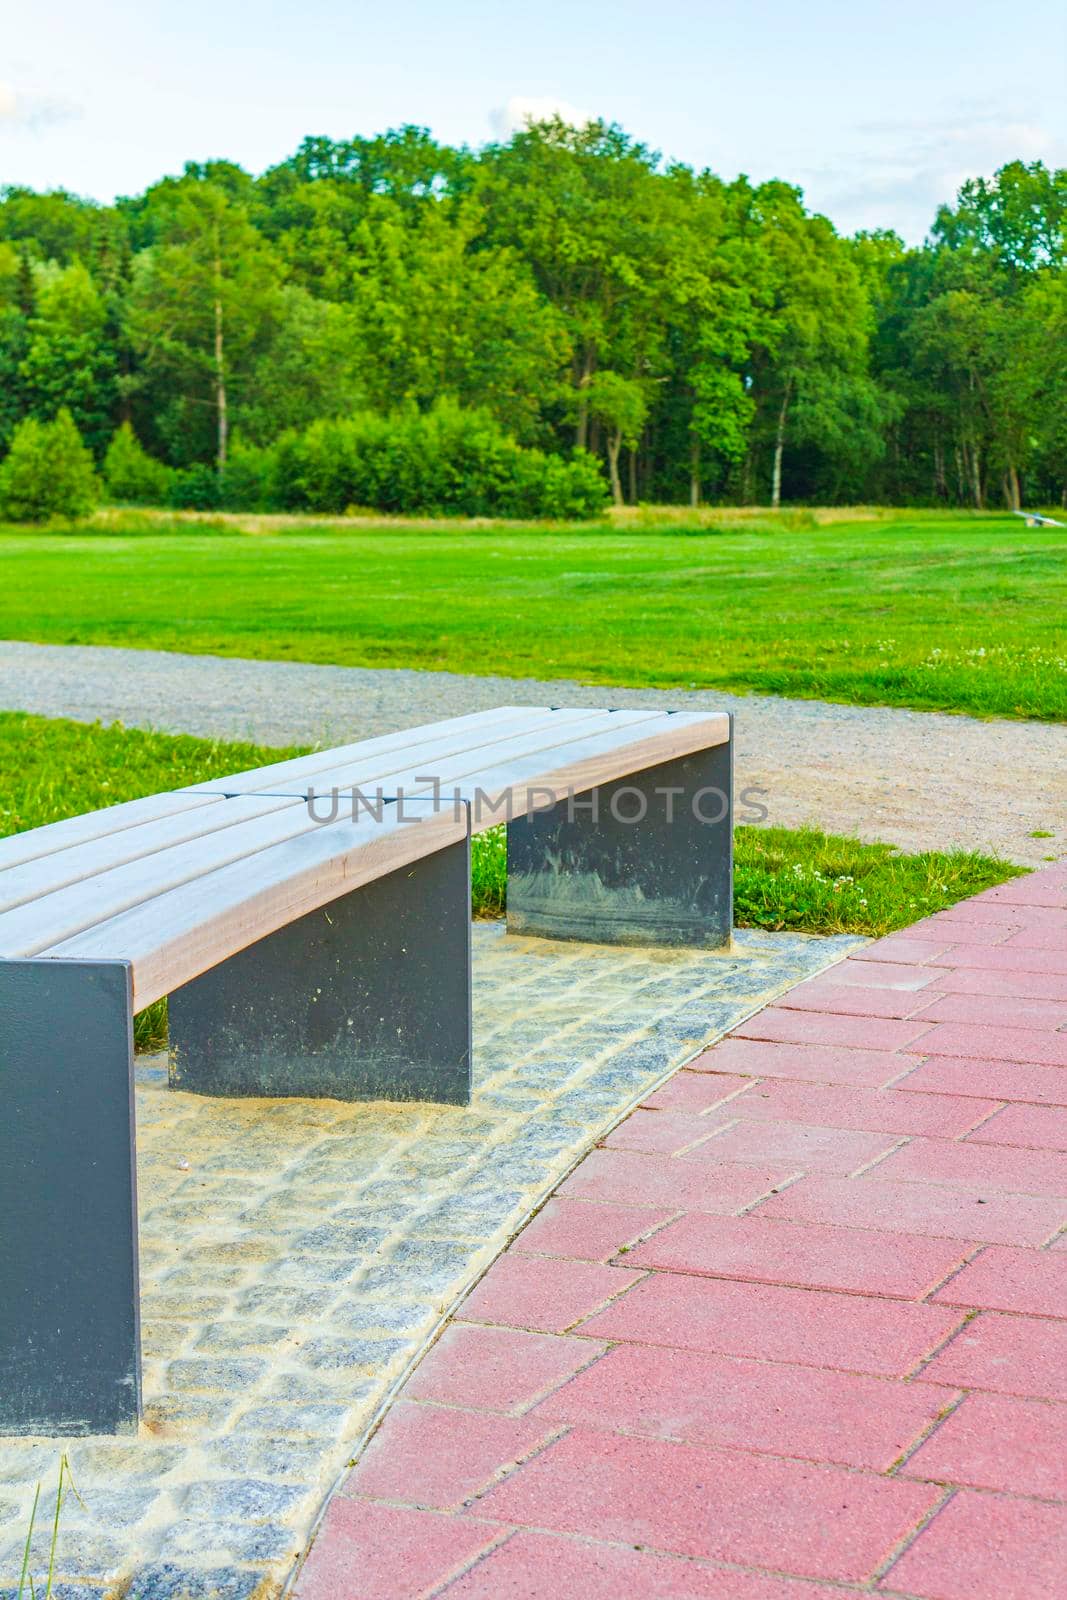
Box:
left=0, top=120, right=1064, bottom=514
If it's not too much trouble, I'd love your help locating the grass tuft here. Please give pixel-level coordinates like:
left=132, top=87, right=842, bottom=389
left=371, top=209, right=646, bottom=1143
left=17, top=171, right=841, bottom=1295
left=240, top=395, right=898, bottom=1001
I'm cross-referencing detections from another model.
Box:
left=731, top=825, right=1022, bottom=936
left=469, top=823, right=1021, bottom=938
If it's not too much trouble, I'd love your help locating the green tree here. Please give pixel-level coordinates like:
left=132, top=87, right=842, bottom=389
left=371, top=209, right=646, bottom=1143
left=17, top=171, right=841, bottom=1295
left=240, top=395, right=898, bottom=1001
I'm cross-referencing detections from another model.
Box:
left=932, top=160, right=1066, bottom=272
left=663, top=173, right=770, bottom=504
left=103, top=422, right=172, bottom=503
left=586, top=371, right=648, bottom=504
left=126, top=182, right=285, bottom=468
left=742, top=183, right=880, bottom=506
left=0, top=408, right=100, bottom=521
left=1026, top=270, right=1067, bottom=504
left=237, top=287, right=365, bottom=443
left=477, top=121, right=677, bottom=455
left=20, top=260, right=118, bottom=456
left=345, top=196, right=570, bottom=441
left=0, top=244, right=31, bottom=452
left=0, top=187, right=101, bottom=263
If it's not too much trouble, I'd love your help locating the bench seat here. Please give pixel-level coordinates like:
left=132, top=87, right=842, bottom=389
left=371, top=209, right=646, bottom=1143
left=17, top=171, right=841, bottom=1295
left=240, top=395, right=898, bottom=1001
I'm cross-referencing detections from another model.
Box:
left=0, top=704, right=732, bottom=1435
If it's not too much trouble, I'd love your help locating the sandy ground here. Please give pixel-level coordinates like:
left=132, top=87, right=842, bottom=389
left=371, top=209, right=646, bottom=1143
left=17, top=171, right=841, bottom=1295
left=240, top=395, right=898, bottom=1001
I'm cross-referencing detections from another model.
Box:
left=2, top=639, right=1064, bottom=865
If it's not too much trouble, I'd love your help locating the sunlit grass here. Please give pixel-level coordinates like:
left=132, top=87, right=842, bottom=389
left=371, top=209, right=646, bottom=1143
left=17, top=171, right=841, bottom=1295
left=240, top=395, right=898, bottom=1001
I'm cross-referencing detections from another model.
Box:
left=1, top=506, right=1064, bottom=720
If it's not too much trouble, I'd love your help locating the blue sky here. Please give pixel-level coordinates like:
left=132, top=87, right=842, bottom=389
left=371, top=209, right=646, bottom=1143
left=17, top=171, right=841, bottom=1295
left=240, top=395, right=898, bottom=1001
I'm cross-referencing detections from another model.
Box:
left=2, top=0, right=1065, bottom=241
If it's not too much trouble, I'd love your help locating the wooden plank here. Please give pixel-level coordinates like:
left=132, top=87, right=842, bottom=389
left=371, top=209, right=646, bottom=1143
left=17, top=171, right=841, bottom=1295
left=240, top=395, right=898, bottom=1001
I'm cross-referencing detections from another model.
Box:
left=0, top=793, right=302, bottom=915
left=2, top=704, right=731, bottom=1002
left=0, top=709, right=597, bottom=905
left=457, top=712, right=732, bottom=835
left=0, top=796, right=310, bottom=959
left=0, top=792, right=223, bottom=874
left=260, top=710, right=730, bottom=836
left=179, top=705, right=559, bottom=796
left=245, top=708, right=655, bottom=801
left=45, top=803, right=468, bottom=1011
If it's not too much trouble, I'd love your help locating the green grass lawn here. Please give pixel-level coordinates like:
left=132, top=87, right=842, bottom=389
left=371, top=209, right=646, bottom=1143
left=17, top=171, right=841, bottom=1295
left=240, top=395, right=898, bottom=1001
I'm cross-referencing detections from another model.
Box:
left=1, top=505, right=1065, bottom=720
left=1, top=712, right=1024, bottom=1048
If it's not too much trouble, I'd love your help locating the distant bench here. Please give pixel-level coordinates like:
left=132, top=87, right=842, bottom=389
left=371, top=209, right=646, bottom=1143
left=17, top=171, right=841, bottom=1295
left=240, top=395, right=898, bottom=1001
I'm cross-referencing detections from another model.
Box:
left=0, top=705, right=732, bottom=1434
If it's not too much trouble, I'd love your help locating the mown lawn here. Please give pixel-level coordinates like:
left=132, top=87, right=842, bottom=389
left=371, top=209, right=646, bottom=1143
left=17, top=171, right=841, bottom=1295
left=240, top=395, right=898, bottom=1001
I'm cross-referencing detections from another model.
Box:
left=1, top=712, right=1024, bottom=1048
left=0, top=506, right=1064, bottom=720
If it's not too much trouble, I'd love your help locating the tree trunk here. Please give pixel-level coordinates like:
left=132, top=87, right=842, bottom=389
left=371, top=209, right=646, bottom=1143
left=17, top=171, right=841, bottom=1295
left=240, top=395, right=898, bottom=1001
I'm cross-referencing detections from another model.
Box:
left=1006, top=462, right=1021, bottom=511
left=607, top=433, right=624, bottom=507
left=628, top=447, right=638, bottom=506
left=214, top=313, right=227, bottom=470
left=214, top=296, right=228, bottom=470
left=771, top=381, right=791, bottom=510
left=213, top=236, right=228, bottom=472
left=970, top=443, right=983, bottom=510
left=575, top=353, right=594, bottom=451
left=933, top=438, right=947, bottom=502
left=690, top=435, right=701, bottom=508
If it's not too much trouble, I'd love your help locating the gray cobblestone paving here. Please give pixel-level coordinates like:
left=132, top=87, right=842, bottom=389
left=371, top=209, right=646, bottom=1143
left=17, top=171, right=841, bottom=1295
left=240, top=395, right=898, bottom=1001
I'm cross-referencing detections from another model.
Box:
left=0, top=923, right=860, bottom=1598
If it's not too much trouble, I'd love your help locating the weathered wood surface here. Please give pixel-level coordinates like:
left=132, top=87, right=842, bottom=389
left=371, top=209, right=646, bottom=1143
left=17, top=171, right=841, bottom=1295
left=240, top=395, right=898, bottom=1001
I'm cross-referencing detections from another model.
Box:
left=1, top=706, right=730, bottom=1005
left=0, top=793, right=300, bottom=914
left=0, top=795, right=308, bottom=959
left=45, top=804, right=467, bottom=1010
left=189, top=708, right=731, bottom=838
left=179, top=705, right=569, bottom=795
left=0, top=791, right=223, bottom=873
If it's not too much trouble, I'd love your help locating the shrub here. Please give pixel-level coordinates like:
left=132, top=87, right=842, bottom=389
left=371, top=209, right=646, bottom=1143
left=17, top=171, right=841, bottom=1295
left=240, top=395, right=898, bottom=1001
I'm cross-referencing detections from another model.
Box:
left=167, top=462, right=221, bottom=510
left=103, top=423, right=173, bottom=504
left=0, top=409, right=100, bottom=523
left=273, top=400, right=609, bottom=519
left=166, top=442, right=276, bottom=512
left=218, top=441, right=276, bottom=510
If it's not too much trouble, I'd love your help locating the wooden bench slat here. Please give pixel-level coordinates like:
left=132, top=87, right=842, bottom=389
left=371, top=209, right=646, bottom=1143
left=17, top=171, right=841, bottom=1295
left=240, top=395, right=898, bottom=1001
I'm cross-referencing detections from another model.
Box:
left=0, top=792, right=224, bottom=873
left=238, top=708, right=658, bottom=801
left=0, top=796, right=311, bottom=959
left=2, top=707, right=732, bottom=1004
left=0, top=710, right=728, bottom=959
left=243, top=710, right=730, bottom=836
left=179, top=705, right=563, bottom=796
left=0, top=713, right=635, bottom=953
left=44, top=804, right=468, bottom=1010
left=0, top=793, right=303, bottom=915
left=450, top=712, right=732, bottom=833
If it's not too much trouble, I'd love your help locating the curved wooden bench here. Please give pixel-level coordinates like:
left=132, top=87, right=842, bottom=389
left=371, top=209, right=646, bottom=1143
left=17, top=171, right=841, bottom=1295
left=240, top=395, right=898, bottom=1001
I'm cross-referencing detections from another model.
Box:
left=0, top=705, right=732, bottom=1434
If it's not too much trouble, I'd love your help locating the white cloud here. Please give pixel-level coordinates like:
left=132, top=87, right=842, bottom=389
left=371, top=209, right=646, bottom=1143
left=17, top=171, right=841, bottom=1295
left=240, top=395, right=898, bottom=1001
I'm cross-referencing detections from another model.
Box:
left=793, top=106, right=1067, bottom=242
left=489, top=95, right=593, bottom=140
left=0, top=81, right=81, bottom=133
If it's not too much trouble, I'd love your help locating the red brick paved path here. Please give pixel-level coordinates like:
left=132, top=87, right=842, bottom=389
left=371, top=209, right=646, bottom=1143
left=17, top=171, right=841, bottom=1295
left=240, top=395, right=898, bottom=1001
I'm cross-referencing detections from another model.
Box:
left=296, top=867, right=1067, bottom=1599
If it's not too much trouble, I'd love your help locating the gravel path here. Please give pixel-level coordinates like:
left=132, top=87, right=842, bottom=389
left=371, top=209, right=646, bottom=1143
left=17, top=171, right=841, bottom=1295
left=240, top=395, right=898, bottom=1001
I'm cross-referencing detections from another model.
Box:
left=2, top=640, right=1064, bottom=865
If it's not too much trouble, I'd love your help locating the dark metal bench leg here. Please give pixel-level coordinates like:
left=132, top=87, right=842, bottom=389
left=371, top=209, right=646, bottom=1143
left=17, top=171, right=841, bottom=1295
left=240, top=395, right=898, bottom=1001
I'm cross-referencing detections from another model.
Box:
left=168, top=837, right=473, bottom=1104
left=506, top=729, right=733, bottom=949
left=0, top=958, right=141, bottom=1435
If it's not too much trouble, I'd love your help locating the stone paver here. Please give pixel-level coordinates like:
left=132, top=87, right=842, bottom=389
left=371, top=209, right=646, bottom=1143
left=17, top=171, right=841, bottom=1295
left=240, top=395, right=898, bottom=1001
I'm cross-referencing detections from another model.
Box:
left=917, top=1312, right=1067, bottom=1402
left=623, top=1212, right=973, bottom=1299
left=880, top=1491, right=1067, bottom=1600
left=294, top=864, right=1067, bottom=1599
left=900, top=1391, right=1067, bottom=1500
left=931, top=1244, right=1067, bottom=1318
left=0, top=924, right=849, bottom=1597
